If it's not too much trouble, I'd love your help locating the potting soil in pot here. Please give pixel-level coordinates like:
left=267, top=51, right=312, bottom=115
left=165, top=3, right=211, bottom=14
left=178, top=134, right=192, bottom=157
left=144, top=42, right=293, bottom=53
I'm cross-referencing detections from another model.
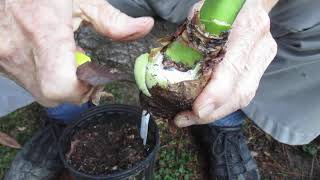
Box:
left=66, top=121, right=151, bottom=175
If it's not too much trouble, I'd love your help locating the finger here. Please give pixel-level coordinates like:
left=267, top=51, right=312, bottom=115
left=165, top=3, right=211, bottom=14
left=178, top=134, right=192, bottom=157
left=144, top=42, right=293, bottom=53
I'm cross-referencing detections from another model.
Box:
left=176, top=94, right=242, bottom=127
left=246, top=33, right=277, bottom=78
left=198, top=96, right=240, bottom=124
left=73, top=17, right=83, bottom=31
left=74, top=0, right=154, bottom=41
left=193, top=64, right=235, bottom=119
left=76, top=46, right=85, bottom=53
left=187, top=1, right=204, bottom=20
left=226, top=0, right=270, bottom=64
left=174, top=111, right=198, bottom=127
left=238, top=33, right=277, bottom=91
left=32, top=20, right=92, bottom=105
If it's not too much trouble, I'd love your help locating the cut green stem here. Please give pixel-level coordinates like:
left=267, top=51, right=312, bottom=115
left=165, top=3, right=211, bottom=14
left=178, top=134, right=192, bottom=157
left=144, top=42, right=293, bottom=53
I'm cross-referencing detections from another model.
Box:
left=165, top=0, right=246, bottom=65
left=165, top=40, right=203, bottom=68
left=200, top=0, right=246, bottom=36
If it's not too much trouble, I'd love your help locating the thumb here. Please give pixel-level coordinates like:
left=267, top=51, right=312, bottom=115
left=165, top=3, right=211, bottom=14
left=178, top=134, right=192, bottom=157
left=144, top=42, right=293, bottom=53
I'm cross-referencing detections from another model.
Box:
left=174, top=111, right=199, bottom=128
left=193, top=64, right=236, bottom=121
left=74, top=0, right=154, bottom=41
left=174, top=63, right=237, bottom=127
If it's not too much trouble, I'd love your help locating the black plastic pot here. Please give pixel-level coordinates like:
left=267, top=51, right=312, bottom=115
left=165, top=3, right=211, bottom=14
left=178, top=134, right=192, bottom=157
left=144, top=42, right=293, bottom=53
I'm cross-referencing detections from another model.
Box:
left=58, top=104, right=160, bottom=180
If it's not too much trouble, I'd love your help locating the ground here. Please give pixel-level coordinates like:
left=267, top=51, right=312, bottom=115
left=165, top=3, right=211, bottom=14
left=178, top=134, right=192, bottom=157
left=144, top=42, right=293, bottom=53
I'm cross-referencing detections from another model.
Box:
left=1, top=81, right=319, bottom=179
left=1, top=22, right=320, bottom=179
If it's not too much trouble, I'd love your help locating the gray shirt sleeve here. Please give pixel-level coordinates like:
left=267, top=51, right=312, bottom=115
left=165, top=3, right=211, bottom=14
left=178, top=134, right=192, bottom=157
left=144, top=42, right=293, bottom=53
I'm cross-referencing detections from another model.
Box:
left=108, top=0, right=199, bottom=24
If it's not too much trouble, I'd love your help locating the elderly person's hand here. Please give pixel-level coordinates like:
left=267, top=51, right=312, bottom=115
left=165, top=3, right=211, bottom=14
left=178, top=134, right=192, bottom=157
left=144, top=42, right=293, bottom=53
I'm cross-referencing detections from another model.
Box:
left=174, top=0, right=278, bottom=127
left=0, top=0, right=154, bottom=107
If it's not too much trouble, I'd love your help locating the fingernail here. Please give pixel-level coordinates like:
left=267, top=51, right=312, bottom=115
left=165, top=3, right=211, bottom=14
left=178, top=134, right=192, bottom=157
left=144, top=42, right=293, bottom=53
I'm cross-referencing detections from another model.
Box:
left=198, top=104, right=215, bottom=119
left=174, top=115, right=196, bottom=127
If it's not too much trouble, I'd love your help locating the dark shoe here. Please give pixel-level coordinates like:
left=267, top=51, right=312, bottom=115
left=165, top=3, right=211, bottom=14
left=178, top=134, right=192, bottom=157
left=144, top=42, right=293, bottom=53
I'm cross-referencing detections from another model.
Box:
left=192, top=125, right=260, bottom=180
left=4, top=118, right=66, bottom=180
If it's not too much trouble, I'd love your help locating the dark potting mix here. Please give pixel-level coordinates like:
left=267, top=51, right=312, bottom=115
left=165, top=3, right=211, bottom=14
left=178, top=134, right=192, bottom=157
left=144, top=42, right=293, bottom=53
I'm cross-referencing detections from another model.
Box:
left=66, top=121, right=151, bottom=175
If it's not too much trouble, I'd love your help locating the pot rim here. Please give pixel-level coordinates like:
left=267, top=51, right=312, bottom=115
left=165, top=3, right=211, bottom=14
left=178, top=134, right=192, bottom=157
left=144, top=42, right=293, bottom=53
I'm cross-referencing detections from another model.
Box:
left=58, top=104, right=160, bottom=179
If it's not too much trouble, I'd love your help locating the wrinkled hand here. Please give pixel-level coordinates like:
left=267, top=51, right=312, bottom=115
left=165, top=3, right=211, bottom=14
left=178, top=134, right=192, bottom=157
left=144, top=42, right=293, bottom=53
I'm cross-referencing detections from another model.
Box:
left=174, top=0, right=277, bottom=127
left=0, top=0, right=154, bottom=107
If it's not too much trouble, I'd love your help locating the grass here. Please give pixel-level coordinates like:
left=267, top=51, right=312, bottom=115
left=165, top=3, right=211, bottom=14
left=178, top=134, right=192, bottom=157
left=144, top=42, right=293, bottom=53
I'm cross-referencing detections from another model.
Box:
left=1, top=82, right=319, bottom=179
left=302, top=143, right=320, bottom=157
left=155, top=120, right=203, bottom=180
left=156, top=150, right=195, bottom=180
left=243, top=120, right=320, bottom=179
left=0, top=103, right=41, bottom=178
